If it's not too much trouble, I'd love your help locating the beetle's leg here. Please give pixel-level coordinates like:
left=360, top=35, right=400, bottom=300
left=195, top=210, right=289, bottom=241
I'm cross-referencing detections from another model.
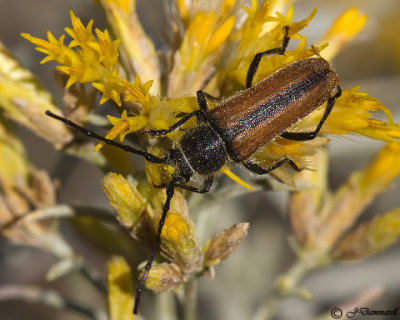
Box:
left=45, top=111, right=165, bottom=164
left=193, top=90, right=212, bottom=123
left=151, top=176, right=213, bottom=193
left=142, top=87, right=220, bottom=136
left=134, top=181, right=175, bottom=314
left=142, top=89, right=217, bottom=136
left=243, top=157, right=301, bottom=175
left=201, top=91, right=221, bottom=103
left=141, top=109, right=202, bottom=136
left=280, top=85, right=342, bottom=141
left=133, top=175, right=212, bottom=313
left=196, top=90, right=209, bottom=112
left=178, top=175, right=213, bottom=193
left=246, top=26, right=290, bottom=88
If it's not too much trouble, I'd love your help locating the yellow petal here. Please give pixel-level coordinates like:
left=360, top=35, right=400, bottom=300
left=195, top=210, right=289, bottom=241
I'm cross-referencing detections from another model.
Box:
left=318, top=8, right=367, bottom=61
left=159, top=212, right=190, bottom=244
left=359, top=142, right=400, bottom=192
left=177, top=0, right=190, bottom=26
left=93, top=124, right=127, bottom=152
left=220, top=166, right=253, bottom=191
left=220, top=0, right=236, bottom=19
left=206, top=16, right=235, bottom=53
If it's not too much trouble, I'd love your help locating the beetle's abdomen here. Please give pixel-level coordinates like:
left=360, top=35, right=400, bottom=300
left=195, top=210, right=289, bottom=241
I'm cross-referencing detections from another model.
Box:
left=208, top=57, right=338, bottom=162
left=179, top=125, right=227, bottom=175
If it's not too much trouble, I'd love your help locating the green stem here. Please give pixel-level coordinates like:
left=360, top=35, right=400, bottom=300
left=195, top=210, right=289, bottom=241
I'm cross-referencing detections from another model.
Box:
left=80, top=262, right=107, bottom=294
left=252, top=250, right=330, bottom=320
left=24, top=204, right=115, bottom=223
left=156, top=292, right=176, bottom=320
left=65, top=144, right=110, bottom=172
left=183, top=279, right=198, bottom=320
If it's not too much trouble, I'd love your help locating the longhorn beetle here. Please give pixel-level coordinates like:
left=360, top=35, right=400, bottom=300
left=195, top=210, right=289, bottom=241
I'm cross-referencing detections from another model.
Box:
left=46, top=26, right=342, bottom=314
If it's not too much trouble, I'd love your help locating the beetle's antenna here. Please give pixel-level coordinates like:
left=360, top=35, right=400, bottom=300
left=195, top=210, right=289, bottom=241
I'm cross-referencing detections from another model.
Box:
left=133, top=182, right=175, bottom=314
left=45, top=111, right=165, bottom=163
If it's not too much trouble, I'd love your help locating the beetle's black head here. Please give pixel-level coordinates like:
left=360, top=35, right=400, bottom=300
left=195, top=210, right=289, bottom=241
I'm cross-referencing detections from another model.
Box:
left=165, top=148, right=194, bottom=184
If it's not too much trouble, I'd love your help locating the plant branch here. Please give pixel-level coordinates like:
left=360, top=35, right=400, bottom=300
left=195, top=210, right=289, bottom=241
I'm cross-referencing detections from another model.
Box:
left=0, top=285, right=108, bottom=320
left=251, top=250, right=329, bottom=320
left=183, top=279, right=198, bottom=320
left=79, top=261, right=108, bottom=294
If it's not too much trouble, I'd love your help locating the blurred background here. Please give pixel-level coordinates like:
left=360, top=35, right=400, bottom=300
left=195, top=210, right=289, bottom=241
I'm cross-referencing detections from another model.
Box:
left=0, top=0, right=400, bottom=319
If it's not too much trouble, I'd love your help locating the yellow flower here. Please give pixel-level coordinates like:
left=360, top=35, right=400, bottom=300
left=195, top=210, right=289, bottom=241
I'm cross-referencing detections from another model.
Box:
left=22, top=11, right=145, bottom=106
left=142, top=262, right=183, bottom=293
left=167, top=9, right=235, bottom=97
left=154, top=192, right=203, bottom=274
left=159, top=212, right=190, bottom=243
left=101, top=172, right=147, bottom=229
left=94, top=110, right=147, bottom=151
left=107, top=256, right=135, bottom=320
left=204, top=222, right=249, bottom=267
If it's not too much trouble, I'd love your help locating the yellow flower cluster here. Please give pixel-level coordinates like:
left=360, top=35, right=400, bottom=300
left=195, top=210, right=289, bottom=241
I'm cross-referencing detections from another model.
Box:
left=288, top=142, right=400, bottom=265
left=0, top=42, right=72, bottom=146
left=22, top=11, right=148, bottom=108
left=102, top=171, right=248, bottom=293
left=18, top=0, right=400, bottom=313
left=22, top=2, right=399, bottom=186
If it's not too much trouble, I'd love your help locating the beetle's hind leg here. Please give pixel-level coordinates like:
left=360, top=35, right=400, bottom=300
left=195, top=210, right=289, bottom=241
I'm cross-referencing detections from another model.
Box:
left=280, top=85, right=342, bottom=141
left=243, top=157, right=301, bottom=175
left=246, top=26, right=290, bottom=88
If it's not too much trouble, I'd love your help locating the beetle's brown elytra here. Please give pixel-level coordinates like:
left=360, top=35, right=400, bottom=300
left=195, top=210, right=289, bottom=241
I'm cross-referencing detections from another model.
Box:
left=45, top=26, right=342, bottom=314
left=208, top=57, right=338, bottom=161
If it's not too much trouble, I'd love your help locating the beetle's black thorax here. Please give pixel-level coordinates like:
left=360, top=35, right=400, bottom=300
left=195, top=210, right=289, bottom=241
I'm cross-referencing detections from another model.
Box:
left=179, top=125, right=227, bottom=175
